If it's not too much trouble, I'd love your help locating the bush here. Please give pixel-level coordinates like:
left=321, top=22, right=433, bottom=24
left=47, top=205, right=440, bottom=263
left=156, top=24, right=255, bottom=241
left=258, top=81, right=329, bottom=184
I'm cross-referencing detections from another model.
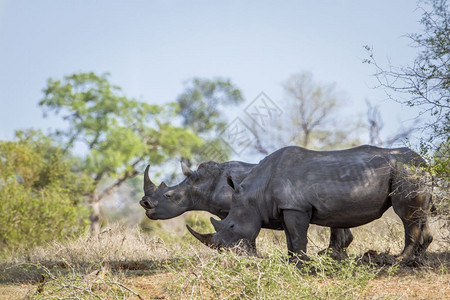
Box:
left=0, top=132, right=91, bottom=255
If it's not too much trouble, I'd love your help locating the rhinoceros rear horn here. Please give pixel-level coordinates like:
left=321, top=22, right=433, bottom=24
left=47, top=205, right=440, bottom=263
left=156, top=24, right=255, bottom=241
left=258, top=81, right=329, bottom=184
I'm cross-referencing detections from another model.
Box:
left=181, top=160, right=194, bottom=177
left=186, top=225, right=217, bottom=249
left=210, top=217, right=224, bottom=232
left=159, top=181, right=167, bottom=189
left=144, top=165, right=156, bottom=194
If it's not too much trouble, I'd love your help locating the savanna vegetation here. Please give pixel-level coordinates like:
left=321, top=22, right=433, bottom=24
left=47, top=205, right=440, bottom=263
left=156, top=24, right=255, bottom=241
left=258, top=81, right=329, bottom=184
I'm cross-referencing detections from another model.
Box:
left=0, top=0, right=448, bottom=298
left=0, top=217, right=449, bottom=299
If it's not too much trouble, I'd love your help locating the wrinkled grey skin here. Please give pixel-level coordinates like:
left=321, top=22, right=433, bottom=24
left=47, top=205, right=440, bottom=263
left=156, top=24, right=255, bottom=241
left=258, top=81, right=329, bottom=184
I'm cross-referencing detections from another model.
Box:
left=188, top=145, right=433, bottom=261
left=140, top=161, right=354, bottom=256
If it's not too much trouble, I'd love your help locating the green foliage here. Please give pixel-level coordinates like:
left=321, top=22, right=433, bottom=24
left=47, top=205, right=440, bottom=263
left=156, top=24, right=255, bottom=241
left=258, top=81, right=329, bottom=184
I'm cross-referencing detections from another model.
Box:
left=365, top=0, right=449, bottom=148
left=0, top=131, right=90, bottom=254
left=40, top=72, right=202, bottom=182
left=427, top=141, right=450, bottom=216
left=39, top=72, right=204, bottom=232
left=177, top=77, right=244, bottom=134
left=411, top=0, right=449, bottom=140
left=175, top=77, right=244, bottom=163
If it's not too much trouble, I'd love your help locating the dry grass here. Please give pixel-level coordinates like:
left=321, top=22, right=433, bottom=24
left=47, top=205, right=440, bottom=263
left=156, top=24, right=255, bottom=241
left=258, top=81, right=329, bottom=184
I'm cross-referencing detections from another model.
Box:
left=0, top=213, right=449, bottom=299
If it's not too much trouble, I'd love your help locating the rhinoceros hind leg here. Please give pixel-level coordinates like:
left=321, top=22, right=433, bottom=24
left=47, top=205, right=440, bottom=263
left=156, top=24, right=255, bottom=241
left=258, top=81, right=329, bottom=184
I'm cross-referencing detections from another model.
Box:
left=318, top=228, right=353, bottom=260
left=415, top=220, right=433, bottom=256
left=393, top=193, right=433, bottom=260
left=397, top=220, right=420, bottom=260
left=342, top=228, right=354, bottom=248
left=329, top=228, right=354, bottom=250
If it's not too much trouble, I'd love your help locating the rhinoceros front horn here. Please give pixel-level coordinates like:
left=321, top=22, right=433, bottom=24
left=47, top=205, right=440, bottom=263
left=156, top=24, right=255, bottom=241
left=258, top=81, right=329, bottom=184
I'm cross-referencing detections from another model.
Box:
left=144, top=165, right=156, bottom=194
left=186, top=225, right=217, bottom=249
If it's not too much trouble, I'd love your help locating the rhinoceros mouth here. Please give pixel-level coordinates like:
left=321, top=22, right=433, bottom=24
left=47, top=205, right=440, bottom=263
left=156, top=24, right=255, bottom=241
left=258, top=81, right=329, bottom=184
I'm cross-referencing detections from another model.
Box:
left=145, top=208, right=157, bottom=219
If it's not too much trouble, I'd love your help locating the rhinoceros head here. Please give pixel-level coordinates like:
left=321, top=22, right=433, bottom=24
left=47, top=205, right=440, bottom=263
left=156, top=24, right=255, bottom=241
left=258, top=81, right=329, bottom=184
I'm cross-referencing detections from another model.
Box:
left=141, top=161, right=224, bottom=220
left=140, top=164, right=188, bottom=220
left=187, top=175, right=261, bottom=253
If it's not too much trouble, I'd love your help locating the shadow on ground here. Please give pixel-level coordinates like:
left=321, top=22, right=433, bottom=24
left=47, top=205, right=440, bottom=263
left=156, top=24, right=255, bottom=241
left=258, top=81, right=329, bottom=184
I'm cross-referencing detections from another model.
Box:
left=0, top=258, right=185, bottom=284
left=358, top=250, right=450, bottom=271
left=1, top=251, right=449, bottom=285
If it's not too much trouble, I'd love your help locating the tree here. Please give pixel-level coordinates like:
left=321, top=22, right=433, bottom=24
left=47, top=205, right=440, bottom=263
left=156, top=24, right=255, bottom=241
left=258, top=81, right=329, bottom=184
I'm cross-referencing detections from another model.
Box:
left=0, top=130, right=90, bottom=253
left=177, top=77, right=244, bottom=134
left=39, top=72, right=203, bottom=234
left=251, top=72, right=361, bottom=154
left=365, top=100, right=416, bottom=147
left=364, top=0, right=449, bottom=150
left=283, top=72, right=342, bottom=148
left=176, top=77, right=245, bottom=163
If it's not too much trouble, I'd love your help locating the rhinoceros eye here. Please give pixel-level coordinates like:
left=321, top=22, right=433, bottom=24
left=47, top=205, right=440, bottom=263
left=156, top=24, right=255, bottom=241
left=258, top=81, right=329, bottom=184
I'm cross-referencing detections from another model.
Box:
left=229, top=223, right=235, bottom=229
left=163, top=191, right=174, bottom=198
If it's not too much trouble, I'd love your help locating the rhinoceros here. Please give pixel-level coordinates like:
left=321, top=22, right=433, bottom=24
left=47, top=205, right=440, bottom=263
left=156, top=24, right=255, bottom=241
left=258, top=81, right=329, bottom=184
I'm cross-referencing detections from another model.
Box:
left=187, top=145, right=433, bottom=261
left=140, top=160, right=354, bottom=255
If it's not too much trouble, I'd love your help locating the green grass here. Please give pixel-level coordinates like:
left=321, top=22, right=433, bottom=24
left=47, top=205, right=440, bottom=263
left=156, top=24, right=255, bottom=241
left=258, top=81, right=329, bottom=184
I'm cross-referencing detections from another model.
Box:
left=166, top=248, right=380, bottom=299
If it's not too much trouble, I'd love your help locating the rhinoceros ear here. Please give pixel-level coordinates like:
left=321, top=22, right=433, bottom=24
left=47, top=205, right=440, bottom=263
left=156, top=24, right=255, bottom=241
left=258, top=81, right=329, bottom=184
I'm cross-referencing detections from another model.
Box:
left=227, top=175, right=243, bottom=193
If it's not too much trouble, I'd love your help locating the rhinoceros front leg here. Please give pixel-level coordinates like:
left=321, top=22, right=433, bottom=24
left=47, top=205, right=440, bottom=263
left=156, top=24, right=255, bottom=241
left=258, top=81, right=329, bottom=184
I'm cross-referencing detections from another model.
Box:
left=282, top=209, right=310, bottom=262
left=282, top=225, right=293, bottom=254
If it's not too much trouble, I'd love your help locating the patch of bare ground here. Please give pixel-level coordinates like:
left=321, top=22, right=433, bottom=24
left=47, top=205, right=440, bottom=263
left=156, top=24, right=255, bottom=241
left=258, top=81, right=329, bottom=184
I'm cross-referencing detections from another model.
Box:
left=0, top=285, right=33, bottom=300
left=358, top=251, right=450, bottom=299
left=125, top=272, right=174, bottom=300
left=364, top=273, right=450, bottom=300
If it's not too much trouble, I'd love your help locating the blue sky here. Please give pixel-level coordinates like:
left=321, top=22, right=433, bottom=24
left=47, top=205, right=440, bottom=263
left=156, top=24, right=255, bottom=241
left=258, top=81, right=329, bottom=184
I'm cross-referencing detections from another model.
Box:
left=0, top=0, right=424, bottom=147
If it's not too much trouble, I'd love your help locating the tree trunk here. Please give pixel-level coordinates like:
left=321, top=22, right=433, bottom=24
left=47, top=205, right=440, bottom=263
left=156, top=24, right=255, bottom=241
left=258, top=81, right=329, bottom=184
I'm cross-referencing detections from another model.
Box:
left=89, top=192, right=102, bottom=236
left=303, top=129, right=310, bottom=148
left=88, top=168, right=139, bottom=236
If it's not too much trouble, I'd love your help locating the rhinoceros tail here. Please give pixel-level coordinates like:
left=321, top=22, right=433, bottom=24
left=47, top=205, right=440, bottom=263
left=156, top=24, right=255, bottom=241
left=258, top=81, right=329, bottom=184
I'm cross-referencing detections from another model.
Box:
left=429, top=173, right=438, bottom=217
left=430, top=200, right=437, bottom=216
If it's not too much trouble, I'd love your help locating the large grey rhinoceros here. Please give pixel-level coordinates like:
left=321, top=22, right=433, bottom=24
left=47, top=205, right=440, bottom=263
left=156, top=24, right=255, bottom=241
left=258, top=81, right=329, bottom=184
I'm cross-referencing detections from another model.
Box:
left=187, top=145, right=434, bottom=261
left=140, top=160, right=354, bottom=255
